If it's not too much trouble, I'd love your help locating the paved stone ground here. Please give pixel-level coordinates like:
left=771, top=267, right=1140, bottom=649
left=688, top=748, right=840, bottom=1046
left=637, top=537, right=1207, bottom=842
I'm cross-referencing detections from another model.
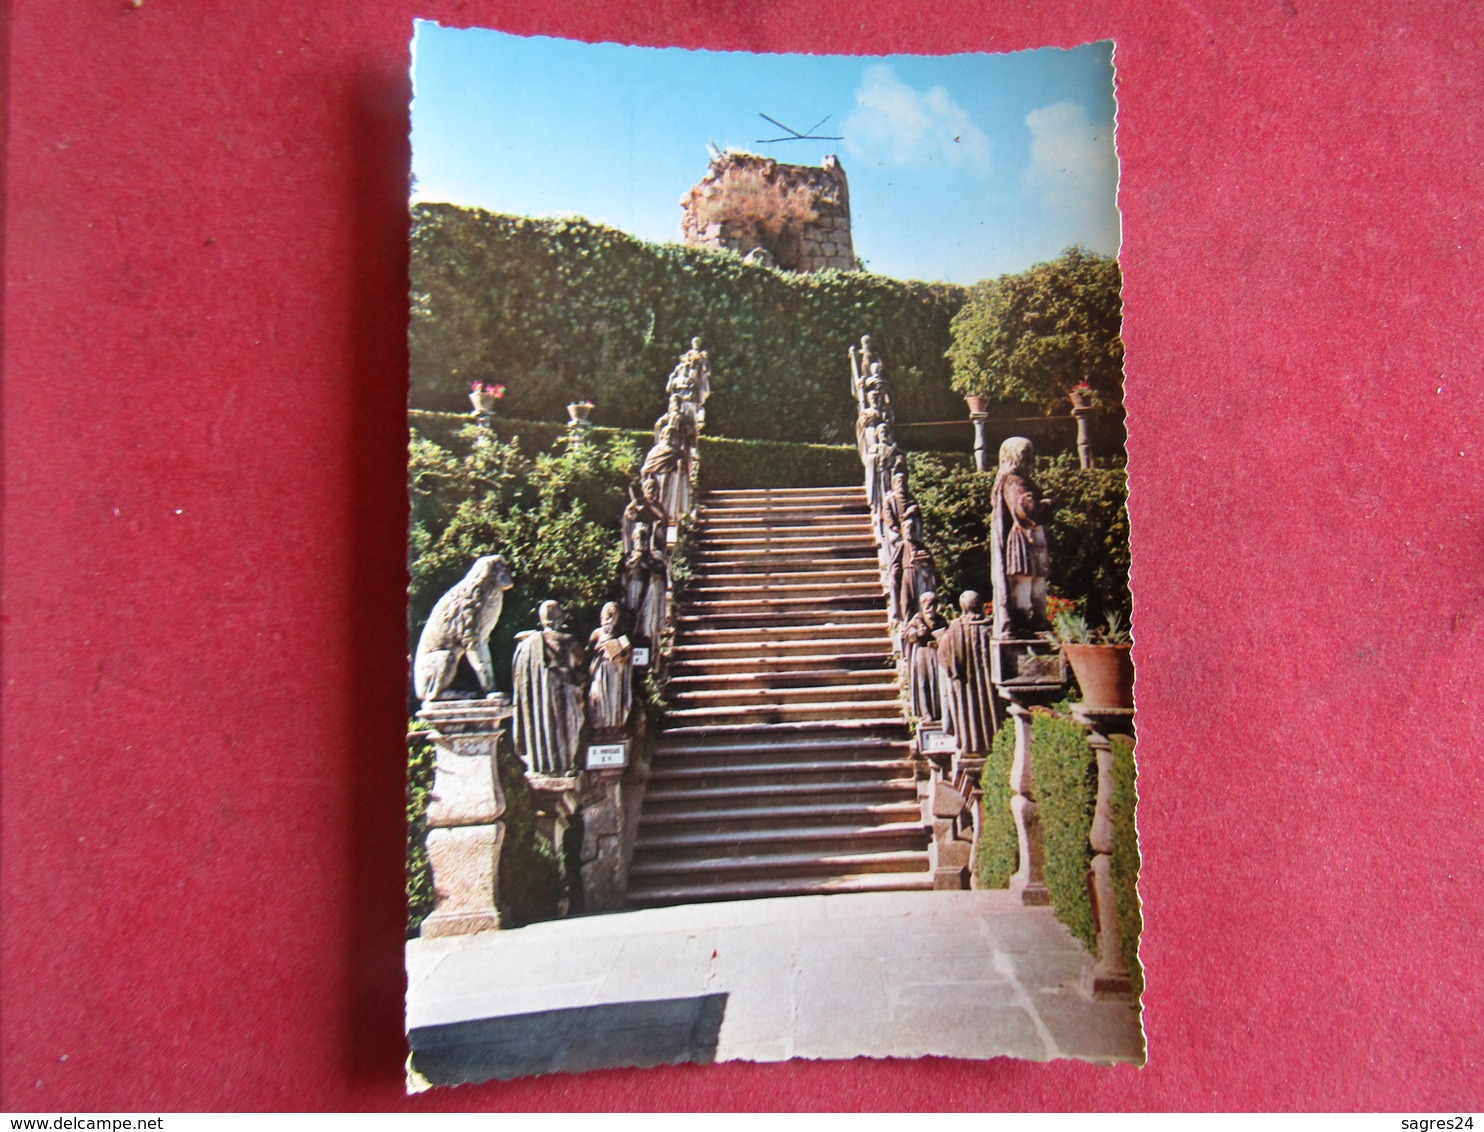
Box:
left=406, top=890, right=1144, bottom=1082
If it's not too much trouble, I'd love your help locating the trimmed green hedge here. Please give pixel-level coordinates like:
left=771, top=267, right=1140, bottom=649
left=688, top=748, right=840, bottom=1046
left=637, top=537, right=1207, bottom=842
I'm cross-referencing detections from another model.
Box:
left=406, top=728, right=436, bottom=937
left=1110, top=733, right=1144, bottom=995
left=411, top=411, right=862, bottom=491
left=410, top=203, right=968, bottom=444
left=1035, top=712, right=1099, bottom=951
left=976, top=722, right=1018, bottom=889
left=699, top=434, right=860, bottom=489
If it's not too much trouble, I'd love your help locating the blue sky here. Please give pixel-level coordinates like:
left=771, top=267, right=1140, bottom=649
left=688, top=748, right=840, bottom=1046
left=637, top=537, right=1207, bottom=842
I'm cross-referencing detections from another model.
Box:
left=410, top=23, right=1120, bottom=286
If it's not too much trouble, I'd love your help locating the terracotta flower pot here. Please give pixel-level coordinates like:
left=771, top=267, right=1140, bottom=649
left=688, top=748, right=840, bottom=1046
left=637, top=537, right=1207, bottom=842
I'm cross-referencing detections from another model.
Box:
left=964, top=394, right=990, bottom=414
left=1063, top=643, right=1134, bottom=709
left=567, top=401, right=594, bottom=423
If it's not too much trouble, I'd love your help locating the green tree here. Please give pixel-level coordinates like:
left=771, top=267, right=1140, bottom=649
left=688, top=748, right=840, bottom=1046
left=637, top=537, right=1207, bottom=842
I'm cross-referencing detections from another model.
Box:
left=947, top=247, right=1124, bottom=413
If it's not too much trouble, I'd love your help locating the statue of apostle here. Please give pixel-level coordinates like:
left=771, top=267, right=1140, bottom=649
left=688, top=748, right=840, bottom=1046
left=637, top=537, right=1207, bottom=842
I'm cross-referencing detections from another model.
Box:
left=511, top=600, right=586, bottom=775
left=587, top=601, right=633, bottom=734
left=938, top=591, right=999, bottom=754
left=622, top=519, right=669, bottom=648
left=901, top=591, right=947, bottom=724
left=641, top=413, right=692, bottom=524
left=990, top=437, right=1054, bottom=638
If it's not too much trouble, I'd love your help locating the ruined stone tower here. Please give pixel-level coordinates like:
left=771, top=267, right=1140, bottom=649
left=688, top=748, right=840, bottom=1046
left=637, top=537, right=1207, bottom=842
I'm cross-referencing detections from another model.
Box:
left=679, top=151, right=857, bottom=273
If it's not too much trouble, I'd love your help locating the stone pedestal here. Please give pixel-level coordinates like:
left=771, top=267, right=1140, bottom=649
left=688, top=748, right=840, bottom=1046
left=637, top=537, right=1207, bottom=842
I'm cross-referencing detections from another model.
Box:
left=927, top=769, right=971, bottom=890
left=578, top=769, right=627, bottom=912
left=970, top=412, right=990, bottom=473
left=417, top=695, right=514, bottom=939
left=919, top=736, right=985, bottom=891
left=993, top=640, right=1065, bottom=908
left=526, top=772, right=582, bottom=915
left=1072, top=405, right=1095, bottom=470
left=1072, top=703, right=1136, bottom=997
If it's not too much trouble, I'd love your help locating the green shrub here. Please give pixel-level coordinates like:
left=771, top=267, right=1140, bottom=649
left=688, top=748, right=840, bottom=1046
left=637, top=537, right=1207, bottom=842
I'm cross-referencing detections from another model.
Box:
left=410, top=203, right=968, bottom=444
left=1110, top=733, right=1144, bottom=995
left=907, top=452, right=994, bottom=605
left=976, top=722, right=1018, bottom=888
left=1033, top=712, right=1098, bottom=951
left=1038, top=454, right=1131, bottom=627
left=406, top=727, right=436, bottom=937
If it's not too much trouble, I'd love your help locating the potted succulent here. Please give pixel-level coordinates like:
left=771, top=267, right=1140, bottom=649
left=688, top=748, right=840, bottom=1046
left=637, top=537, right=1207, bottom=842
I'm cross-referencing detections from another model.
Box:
left=469, top=381, right=506, bottom=415
left=1053, top=609, right=1133, bottom=709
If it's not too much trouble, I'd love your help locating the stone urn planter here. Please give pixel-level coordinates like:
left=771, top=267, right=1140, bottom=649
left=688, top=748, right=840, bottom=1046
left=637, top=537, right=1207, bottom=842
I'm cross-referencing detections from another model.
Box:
left=567, top=400, right=595, bottom=424
left=1062, top=644, right=1134, bottom=709
left=1068, top=387, right=1093, bottom=412
left=470, top=390, right=501, bottom=415
left=964, top=394, right=991, bottom=415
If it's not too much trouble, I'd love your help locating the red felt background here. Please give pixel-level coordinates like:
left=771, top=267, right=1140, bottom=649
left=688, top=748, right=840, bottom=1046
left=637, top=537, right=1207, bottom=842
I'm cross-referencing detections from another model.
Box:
left=3, top=0, right=1482, bottom=1112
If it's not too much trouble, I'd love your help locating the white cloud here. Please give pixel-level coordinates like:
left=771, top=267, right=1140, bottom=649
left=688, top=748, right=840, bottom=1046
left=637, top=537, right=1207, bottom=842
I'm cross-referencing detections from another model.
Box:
left=843, top=65, right=992, bottom=174
left=1021, top=100, right=1121, bottom=249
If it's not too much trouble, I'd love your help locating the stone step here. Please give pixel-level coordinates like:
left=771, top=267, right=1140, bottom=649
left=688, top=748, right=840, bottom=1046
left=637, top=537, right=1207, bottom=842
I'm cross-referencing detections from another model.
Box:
left=686, top=579, right=883, bottom=597
left=672, top=616, right=888, bottom=636
left=630, top=847, right=926, bottom=881
left=694, top=549, right=880, bottom=569
left=672, top=610, right=886, bottom=632
left=703, top=486, right=865, bottom=498
left=671, top=634, right=890, bottom=657
left=669, top=681, right=900, bottom=711
left=698, top=502, right=869, bottom=520
left=631, top=819, right=930, bottom=857
left=700, top=519, right=868, bottom=537
left=624, top=871, right=935, bottom=907
left=648, top=764, right=918, bottom=797
left=679, top=598, right=884, bottom=621
left=698, top=556, right=880, bottom=575
left=660, top=716, right=910, bottom=739
left=652, top=735, right=913, bottom=761
left=684, top=567, right=882, bottom=586
left=643, top=777, right=918, bottom=807
left=667, top=667, right=899, bottom=693
left=699, top=531, right=877, bottom=549
left=638, top=798, right=923, bottom=833
left=662, top=699, right=906, bottom=727
left=669, top=652, right=895, bottom=678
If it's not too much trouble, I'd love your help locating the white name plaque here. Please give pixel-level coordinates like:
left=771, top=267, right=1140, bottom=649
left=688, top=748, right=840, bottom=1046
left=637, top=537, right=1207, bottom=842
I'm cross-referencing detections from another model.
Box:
left=632, top=647, right=651, bottom=667
left=586, top=743, right=629, bottom=770
left=919, top=728, right=958, bottom=755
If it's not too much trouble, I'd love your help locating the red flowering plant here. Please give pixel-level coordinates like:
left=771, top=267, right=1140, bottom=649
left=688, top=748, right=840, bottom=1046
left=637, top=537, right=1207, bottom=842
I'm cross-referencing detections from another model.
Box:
left=1067, top=381, right=1095, bottom=409
left=470, top=382, right=507, bottom=399
left=1046, top=594, right=1079, bottom=623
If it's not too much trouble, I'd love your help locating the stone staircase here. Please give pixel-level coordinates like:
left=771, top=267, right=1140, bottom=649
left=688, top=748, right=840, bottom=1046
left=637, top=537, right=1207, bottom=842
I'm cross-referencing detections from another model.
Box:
left=626, top=486, right=932, bottom=907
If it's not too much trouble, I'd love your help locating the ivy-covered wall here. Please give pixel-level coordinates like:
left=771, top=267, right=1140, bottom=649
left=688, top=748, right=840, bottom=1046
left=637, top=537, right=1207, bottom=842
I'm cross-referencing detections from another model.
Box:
left=410, top=203, right=968, bottom=444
